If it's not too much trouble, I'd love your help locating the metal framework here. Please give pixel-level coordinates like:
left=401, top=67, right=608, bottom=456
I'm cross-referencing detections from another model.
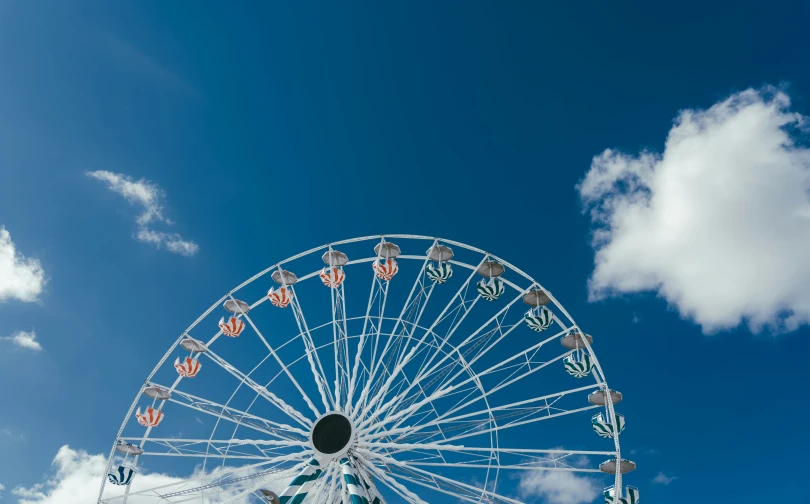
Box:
left=98, top=235, right=630, bottom=503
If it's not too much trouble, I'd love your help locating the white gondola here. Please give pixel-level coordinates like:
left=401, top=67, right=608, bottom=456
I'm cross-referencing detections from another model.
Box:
left=142, top=385, right=171, bottom=401
left=374, top=240, right=401, bottom=259
left=223, top=299, right=250, bottom=315
left=477, top=260, right=505, bottom=278
left=523, top=288, right=551, bottom=307
left=322, top=250, right=349, bottom=267
left=115, top=440, right=144, bottom=456
left=427, top=244, right=454, bottom=263
left=599, top=458, right=636, bottom=474
left=180, top=337, right=207, bottom=353
left=271, top=269, right=298, bottom=286
left=588, top=389, right=623, bottom=406
left=560, top=329, right=593, bottom=350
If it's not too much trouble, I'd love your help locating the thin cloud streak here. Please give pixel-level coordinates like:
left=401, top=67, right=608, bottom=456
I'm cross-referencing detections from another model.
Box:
left=87, top=171, right=199, bottom=256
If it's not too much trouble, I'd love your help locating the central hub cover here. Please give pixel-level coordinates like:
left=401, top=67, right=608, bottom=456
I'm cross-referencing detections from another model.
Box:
left=310, top=412, right=353, bottom=458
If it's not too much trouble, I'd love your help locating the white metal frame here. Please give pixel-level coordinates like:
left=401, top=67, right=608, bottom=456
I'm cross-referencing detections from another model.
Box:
left=98, top=235, right=624, bottom=504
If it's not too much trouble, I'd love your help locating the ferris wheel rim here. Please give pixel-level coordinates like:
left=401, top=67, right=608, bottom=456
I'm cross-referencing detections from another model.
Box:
left=99, top=234, right=625, bottom=504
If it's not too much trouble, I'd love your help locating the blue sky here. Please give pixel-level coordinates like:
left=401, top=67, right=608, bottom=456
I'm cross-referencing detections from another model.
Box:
left=1, top=1, right=810, bottom=503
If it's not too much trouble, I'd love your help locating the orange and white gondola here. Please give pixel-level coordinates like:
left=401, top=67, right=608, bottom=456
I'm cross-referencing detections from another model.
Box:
left=268, top=286, right=293, bottom=308
left=135, top=406, right=164, bottom=427
left=218, top=316, right=245, bottom=337
left=319, top=266, right=346, bottom=288
left=174, top=356, right=202, bottom=377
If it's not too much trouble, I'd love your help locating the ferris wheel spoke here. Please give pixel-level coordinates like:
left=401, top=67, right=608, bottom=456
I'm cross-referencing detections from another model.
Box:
left=380, top=330, right=572, bottom=436
left=287, top=289, right=336, bottom=411
left=353, top=451, right=428, bottom=504
left=357, top=255, right=481, bottom=426
left=407, top=352, right=583, bottom=433
left=354, top=273, right=394, bottom=420
left=124, top=438, right=309, bottom=461
left=401, top=403, right=603, bottom=449
left=238, top=305, right=323, bottom=418
left=150, top=382, right=308, bottom=443
left=373, top=291, right=522, bottom=429
left=329, top=277, right=352, bottom=410
left=356, top=260, right=433, bottom=421
left=409, top=291, right=524, bottom=394
left=365, top=450, right=524, bottom=504
left=203, top=350, right=313, bottom=429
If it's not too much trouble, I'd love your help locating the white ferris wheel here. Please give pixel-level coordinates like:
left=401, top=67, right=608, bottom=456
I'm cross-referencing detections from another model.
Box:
left=98, top=235, right=639, bottom=504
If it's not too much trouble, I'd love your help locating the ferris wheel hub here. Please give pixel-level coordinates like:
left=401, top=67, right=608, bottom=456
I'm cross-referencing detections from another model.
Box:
left=309, top=411, right=355, bottom=459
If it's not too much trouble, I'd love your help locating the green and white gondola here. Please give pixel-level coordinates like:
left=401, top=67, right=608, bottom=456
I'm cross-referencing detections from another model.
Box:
left=604, top=485, right=640, bottom=504
left=592, top=412, right=626, bottom=438
left=525, top=306, right=554, bottom=332
left=426, top=262, right=453, bottom=284
left=563, top=352, right=594, bottom=378
left=340, top=457, right=370, bottom=504
left=107, top=465, right=135, bottom=486
left=277, top=458, right=322, bottom=504
left=477, top=277, right=504, bottom=301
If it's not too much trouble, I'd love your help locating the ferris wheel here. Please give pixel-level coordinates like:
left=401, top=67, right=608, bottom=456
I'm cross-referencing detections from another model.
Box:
left=98, top=235, right=639, bottom=504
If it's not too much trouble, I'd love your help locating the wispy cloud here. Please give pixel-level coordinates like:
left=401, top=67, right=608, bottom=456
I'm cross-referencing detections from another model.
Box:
left=1, top=330, right=42, bottom=352
left=87, top=171, right=199, bottom=256
left=0, top=226, right=45, bottom=303
left=579, top=87, right=810, bottom=334
left=652, top=472, right=677, bottom=485
left=103, top=34, right=200, bottom=99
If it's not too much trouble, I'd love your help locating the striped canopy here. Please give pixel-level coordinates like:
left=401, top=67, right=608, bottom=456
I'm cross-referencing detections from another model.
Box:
left=372, top=259, right=399, bottom=281
left=592, top=412, right=626, bottom=438
left=268, top=287, right=293, bottom=308
left=604, top=485, right=640, bottom=504
left=525, top=306, right=554, bottom=332
left=426, top=262, right=453, bottom=284
left=477, top=277, right=504, bottom=301
left=320, top=266, right=346, bottom=288
left=219, top=316, right=245, bottom=337
left=563, top=353, right=594, bottom=378
left=107, top=465, right=135, bottom=486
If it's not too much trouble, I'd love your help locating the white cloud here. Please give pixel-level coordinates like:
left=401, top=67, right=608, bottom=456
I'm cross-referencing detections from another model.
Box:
left=518, top=470, right=600, bottom=504
left=652, top=472, right=677, bottom=485
left=135, top=229, right=199, bottom=257
left=14, top=445, right=292, bottom=504
left=1, top=330, right=42, bottom=351
left=87, top=171, right=198, bottom=256
left=0, top=226, right=45, bottom=303
left=578, top=88, right=810, bottom=333
left=0, top=482, right=5, bottom=497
